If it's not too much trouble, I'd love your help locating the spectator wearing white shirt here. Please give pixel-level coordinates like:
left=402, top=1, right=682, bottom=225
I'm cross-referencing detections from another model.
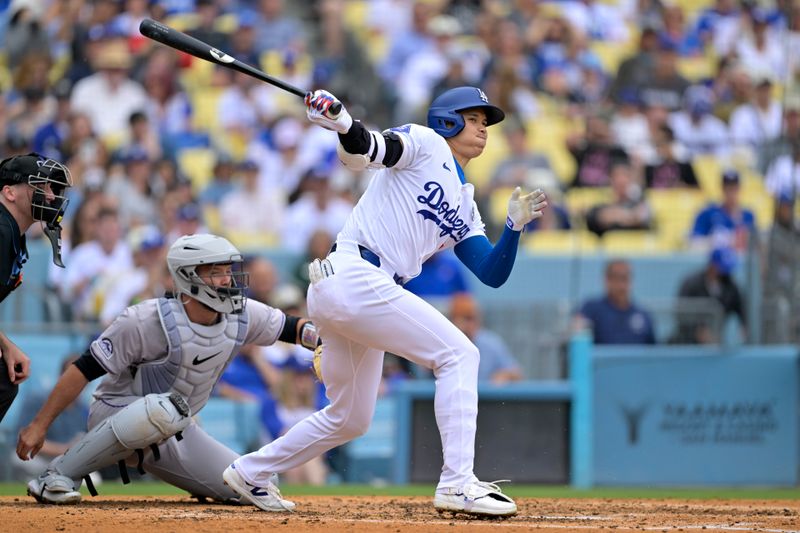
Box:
left=560, top=0, right=630, bottom=42
left=729, top=76, right=783, bottom=167
left=766, top=139, right=800, bottom=199
left=736, top=9, right=787, bottom=82
left=219, top=160, right=284, bottom=242
left=62, top=206, right=133, bottom=321
left=70, top=39, right=148, bottom=139
left=99, top=225, right=166, bottom=326
left=668, top=85, right=730, bottom=160
left=280, top=168, right=352, bottom=254
left=217, top=70, right=278, bottom=140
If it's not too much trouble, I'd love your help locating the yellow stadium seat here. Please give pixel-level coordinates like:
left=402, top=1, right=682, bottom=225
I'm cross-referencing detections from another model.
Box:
left=565, top=187, right=613, bottom=218
left=202, top=205, right=222, bottom=234
left=190, top=88, right=224, bottom=136
left=180, top=55, right=216, bottom=91
left=527, top=115, right=578, bottom=184
left=677, top=56, right=715, bottom=82
left=178, top=147, right=216, bottom=191
left=523, top=230, right=600, bottom=255
left=468, top=132, right=509, bottom=189
left=693, top=155, right=723, bottom=200
left=225, top=231, right=278, bottom=252
left=647, top=188, right=707, bottom=249
left=164, top=13, right=199, bottom=33
left=601, top=230, right=671, bottom=255
left=489, top=187, right=515, bottom=226
left=260, top=50, right=314, bottom=86
left=590, top=41, right=632, bottom=74
left=213, top=13, right=238, bottom=33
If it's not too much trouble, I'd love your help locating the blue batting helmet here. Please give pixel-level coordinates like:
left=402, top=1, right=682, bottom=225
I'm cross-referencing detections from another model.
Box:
left=427, top=86, right=505, bottom=138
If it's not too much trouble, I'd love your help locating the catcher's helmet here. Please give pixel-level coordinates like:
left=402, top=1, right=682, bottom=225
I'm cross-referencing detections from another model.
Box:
left=167, top=234, right=248, bottom=314
left=0, top=152, right=72, bottom=267
left=427, top=86, right=505, bottom=138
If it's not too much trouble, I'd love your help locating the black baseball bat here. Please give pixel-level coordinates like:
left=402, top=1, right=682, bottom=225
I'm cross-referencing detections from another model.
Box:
left=139, top=18, right=341, bottom=115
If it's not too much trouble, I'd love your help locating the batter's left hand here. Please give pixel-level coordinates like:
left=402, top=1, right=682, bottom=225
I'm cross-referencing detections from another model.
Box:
left=506, top=187, right=547, bottom=231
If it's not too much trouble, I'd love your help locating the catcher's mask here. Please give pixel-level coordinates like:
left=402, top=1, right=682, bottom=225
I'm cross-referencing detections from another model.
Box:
left=0, top=152, right=72, bottom=267
left=167, top=234, right=249, bottom=314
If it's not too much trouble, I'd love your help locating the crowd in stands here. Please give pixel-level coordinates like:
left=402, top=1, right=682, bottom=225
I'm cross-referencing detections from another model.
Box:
left=2, top=0, right=800, bottom=459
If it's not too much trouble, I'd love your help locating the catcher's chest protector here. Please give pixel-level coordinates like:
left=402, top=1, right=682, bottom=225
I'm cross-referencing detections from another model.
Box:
left=132, top=297, right=248, bottom=415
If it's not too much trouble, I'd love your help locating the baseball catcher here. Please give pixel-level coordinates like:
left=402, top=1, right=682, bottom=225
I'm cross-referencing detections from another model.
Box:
left=17, top=234, right=319, bottom=510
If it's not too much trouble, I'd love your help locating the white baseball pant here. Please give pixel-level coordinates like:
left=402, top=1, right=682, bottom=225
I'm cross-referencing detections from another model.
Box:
left=234, top=241, right=481, bottom=490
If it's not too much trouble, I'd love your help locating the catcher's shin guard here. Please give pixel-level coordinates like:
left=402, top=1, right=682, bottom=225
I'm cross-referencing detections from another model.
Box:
left=48, top=393, right=191, bottom=490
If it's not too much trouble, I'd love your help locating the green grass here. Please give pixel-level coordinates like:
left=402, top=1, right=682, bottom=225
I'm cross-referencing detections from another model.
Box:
left=2, top=482, right=799, bottom=500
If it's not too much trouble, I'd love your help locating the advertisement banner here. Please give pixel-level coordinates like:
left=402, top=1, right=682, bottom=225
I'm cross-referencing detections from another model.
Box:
left=593, top=346, right=799, bottom=485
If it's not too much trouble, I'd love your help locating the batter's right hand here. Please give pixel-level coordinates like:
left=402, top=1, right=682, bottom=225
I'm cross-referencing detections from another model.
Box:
left=17, top=422, right=47, bottom=460
left=305, top=90, right=353, bottom=133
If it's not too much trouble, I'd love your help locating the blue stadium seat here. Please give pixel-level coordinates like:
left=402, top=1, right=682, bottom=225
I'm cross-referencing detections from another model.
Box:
left=196, top=397, right=262, bottom=454
left=342, top=397, right=396, bottom=483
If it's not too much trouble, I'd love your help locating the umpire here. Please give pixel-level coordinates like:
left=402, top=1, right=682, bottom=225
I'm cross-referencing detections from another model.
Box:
left=0, top=153, right=72, bottom=423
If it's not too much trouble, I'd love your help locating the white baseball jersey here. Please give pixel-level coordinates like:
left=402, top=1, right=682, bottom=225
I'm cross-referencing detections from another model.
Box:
left=338, top=123, right=486, bottom=280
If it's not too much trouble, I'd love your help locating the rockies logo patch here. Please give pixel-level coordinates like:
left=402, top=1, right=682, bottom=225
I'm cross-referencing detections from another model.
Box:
left=97, top=337, right=114, bottom=360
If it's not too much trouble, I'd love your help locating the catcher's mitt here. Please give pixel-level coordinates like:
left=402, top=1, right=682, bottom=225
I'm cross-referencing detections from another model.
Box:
left=312, top=344, right=324, bottom=384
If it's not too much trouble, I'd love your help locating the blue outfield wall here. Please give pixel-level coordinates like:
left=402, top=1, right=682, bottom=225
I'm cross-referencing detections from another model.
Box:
left=571, top=336, right=800, bottom=487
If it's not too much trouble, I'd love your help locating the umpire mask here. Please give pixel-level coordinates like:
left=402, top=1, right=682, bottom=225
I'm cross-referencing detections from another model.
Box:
left=0, top=153, right=73, bottom=267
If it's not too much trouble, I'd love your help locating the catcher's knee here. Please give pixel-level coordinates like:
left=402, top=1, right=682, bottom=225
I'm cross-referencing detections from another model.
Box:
left=112, top=393, right=192, bottom=448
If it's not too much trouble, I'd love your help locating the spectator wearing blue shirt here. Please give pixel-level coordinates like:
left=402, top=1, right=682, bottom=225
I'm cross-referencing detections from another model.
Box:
left=449, top=294, right=522, bottom=384
left=575, top=259, right=656, bottom=345
left=404, top=250, right=470, bottom=302
left=689, top=169, right=756, bottom=252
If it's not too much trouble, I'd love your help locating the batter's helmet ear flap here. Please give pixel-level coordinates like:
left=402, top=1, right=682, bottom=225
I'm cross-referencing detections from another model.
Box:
left=427, top=86, right=505, bottom=138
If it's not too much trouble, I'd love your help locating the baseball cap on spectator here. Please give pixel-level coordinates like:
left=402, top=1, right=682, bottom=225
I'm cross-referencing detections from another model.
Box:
left=270, top=283, right=303, bottom=311
left=428, top=15, right=461, bottom=38
left=776, top=188, right=795, bottom=205
left=176, top=202, right=202, bottom=222
left=123, top=146, right=150, bottom=164
left=272, top=118, right=303, bottom=151
left=683, top=85, right=714, bottom=115
left=237, top=9, right=258, bottom=29
left=238, top=159, right=259, bottom=172
left=721, top=169, right=740, bottom=186
left=657, top=33, right=679, bottom=53
left=710, top=247, right=737, bottom=276
left=128, top=225, right=165, bottom=253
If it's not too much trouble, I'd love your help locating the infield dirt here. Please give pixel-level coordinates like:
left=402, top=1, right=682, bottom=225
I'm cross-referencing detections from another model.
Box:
left=2, top=495, right=799, bottom=532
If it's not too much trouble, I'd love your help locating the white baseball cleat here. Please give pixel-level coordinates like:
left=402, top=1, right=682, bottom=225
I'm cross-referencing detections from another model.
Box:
left=433, top=480, right=517, bottom=517
left=27, top=472, right=82, bottom=505
left=222, top=464, right=295, bottom=512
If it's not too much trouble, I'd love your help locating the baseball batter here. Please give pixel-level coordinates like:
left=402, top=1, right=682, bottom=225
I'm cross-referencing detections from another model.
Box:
left=17, top=234, right=316, bottom=510
left=225, top=87, right=547, bottom=517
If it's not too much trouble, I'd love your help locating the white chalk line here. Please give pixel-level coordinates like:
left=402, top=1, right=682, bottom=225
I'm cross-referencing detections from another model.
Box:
left=155, top=510, right=800, bottom=532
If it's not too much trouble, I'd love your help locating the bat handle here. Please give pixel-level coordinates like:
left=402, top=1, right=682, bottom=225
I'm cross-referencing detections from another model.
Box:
left=304, top=91, right=343, bottom=118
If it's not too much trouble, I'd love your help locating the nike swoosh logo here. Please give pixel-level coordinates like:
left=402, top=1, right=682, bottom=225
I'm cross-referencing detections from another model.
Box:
left=443, top=162, right=451, bottom=172
left=192, top=351, right=222, bottom=365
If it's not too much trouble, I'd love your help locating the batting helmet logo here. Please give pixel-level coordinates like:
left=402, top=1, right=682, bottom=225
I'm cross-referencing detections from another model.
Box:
left=427, top=86, right=505, bottom=138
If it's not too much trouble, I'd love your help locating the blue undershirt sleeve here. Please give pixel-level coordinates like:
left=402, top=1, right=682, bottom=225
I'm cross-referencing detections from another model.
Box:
left=454, top=227, right=521, bottom=288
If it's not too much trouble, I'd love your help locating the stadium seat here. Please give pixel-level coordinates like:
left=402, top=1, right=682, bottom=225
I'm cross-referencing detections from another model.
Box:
left=591, top=41, right=632, bottom=74
left=343, top=397, right=396, bottom=483
left=163, top=13, right=199, bottom=33
left=468, top=133, right=509, bottom=189
left=177, top=147, right=216, bottom=190
left=523, top=230, right=600, bottom=255
left=647, top=188, right=706, bottom=249
left=189, top=87, right=224, bottom=136
left=527, top=115, right=577, bottom=184
left=677, top=56, right=715, bottom=82
left=214, top=13, right=238, bottom=33
left=225, top=231, right=279, bottom=252
left=692, top=155, right=723, bottom=200
left=601, top=230, right=670, bottom=255
left=197, top=397, right=262, bottom=454
left=565, top=187, right=613, bottom=219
